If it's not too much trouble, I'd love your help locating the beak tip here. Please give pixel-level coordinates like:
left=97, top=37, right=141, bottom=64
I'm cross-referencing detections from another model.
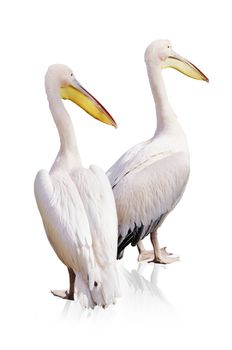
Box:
left=110, top=117, right=118, bottom=129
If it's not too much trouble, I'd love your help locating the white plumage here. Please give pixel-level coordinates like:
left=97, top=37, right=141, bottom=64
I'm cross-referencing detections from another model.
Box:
left=34, top=64, right=120, bottom=308
left=107, top=40, right=208, bottom=263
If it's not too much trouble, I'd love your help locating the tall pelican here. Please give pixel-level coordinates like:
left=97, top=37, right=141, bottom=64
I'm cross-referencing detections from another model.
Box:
left=34, top=64, right=120, bottom=308
left=107, top=40, right=208, bottom=263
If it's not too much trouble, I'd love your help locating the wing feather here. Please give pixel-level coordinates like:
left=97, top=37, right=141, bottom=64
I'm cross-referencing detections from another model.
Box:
left=34, top=169, right=97, bottom=280
left=71, top=165, right=118, bottom=267
left=107, top=141, right=147, bottom=188
left=112, top=152, right=190, bottom=242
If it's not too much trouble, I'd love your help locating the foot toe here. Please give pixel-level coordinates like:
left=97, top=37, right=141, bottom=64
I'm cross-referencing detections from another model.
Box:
left=148, top=255, right=180, bottom=264
left=51, top=289, right=74, bottom=300
left=137, top=250, right=154, bottom=262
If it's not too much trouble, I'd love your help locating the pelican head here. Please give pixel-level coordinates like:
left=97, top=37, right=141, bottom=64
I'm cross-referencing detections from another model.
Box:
left=145, top=40, right=208, bottom=82
left=45, top=64, right=117, bottom=128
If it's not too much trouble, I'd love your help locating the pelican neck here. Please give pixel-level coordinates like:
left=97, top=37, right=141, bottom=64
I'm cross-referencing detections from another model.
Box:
left=45, top=82, right=82, bottom=169
left=146, top=60, right=176, bottom=132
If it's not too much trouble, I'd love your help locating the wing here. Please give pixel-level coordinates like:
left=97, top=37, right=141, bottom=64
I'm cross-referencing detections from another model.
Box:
left=71, top=166, right=121, bottom=305
left=106, top=136, right=176, bottom=188
left=34, top=169, right=97, bottom=281
left=112, top=152, right=190, bottom=248
left=71, top=165, right=118, bottom=267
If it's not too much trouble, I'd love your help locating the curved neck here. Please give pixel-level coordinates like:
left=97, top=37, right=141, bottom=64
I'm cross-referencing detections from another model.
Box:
left=45, top=81, right=82, bottom=168
left=146, top=61, right=175, bottom=132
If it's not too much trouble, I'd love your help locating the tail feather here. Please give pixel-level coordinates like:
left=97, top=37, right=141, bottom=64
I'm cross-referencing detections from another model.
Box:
left=75, top=263, right=120, bottom=309
left=75, top=272, right=95, bottom=309
left=88, top=266, right=101, bottom=291
left=91, top=263, right=120, bottom=307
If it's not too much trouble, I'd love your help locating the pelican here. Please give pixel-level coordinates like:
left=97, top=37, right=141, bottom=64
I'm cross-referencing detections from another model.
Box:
left=107, top=40, right=208, bottom=263
left=34, top=64, right=120, bottom=308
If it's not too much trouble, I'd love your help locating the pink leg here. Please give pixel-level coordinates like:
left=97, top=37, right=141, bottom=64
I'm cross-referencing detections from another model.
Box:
left=137, top=241, right=154, bottom=261
left=51, top=267, right=75, bottom=300
left=149, top=231, right=179, bottom=264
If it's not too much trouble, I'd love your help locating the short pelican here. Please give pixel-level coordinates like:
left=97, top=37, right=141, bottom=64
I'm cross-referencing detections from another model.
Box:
left=107, top=40, right=208, bottom=263
left=34, top=64, right=120, bottom=308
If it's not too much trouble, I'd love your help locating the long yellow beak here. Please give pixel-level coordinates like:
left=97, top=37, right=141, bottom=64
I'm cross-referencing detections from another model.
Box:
left=60, top=80, right=117, bottom=128
left=161, top=50, right=209, bottom=82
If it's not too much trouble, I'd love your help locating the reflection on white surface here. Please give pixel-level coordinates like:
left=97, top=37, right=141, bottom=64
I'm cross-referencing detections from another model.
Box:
left=59, top=262, right=178, bottom=321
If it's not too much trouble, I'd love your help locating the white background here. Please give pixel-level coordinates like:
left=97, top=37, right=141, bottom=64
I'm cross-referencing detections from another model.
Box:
left=0, top=0, right=231, bottom=349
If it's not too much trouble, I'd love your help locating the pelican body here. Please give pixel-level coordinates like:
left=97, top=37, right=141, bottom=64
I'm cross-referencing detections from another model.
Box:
left=107, top=40, right=208, bottom=263
left=34, top=64, right=120, bottom=308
